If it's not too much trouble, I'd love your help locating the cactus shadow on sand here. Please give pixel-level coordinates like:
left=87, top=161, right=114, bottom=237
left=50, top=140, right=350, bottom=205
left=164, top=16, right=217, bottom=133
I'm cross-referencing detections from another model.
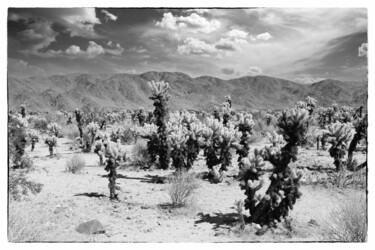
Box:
left=195, top=212, right=238, bottom=231
left=74, top=192, right=107, bottom=198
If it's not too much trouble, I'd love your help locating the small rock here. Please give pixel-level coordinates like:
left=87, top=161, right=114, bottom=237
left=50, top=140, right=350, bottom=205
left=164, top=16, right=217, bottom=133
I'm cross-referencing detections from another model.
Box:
left=76, top=219, right=105, bottom=234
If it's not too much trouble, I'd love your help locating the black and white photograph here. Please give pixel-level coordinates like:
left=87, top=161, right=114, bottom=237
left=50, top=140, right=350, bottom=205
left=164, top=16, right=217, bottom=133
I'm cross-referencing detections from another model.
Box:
left=5, top=1, right=371, bottom=244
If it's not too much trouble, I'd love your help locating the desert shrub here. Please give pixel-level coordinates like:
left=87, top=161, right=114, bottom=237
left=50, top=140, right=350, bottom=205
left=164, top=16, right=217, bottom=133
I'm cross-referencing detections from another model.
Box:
left=131, top=140, right=150, bottom=168
left=167, top=171, right=201, bottom=207
left=323, top=193, right=367, bottom=242
left=9, top=170, right=43, bottom=201
left=65, top=155, right=86, bottom=173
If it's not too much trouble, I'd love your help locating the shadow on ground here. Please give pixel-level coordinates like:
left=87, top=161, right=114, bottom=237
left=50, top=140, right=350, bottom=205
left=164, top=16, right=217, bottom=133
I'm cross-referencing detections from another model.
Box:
left=195, top=212, right=238, bottom=230
left=74, top=192, right=107, bottom=198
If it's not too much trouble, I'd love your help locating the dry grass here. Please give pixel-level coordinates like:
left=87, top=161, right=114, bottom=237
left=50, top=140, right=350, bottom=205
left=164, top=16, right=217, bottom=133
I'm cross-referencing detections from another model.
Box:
left=65, top=155, right=86, bottom=174
left=167, top=171, right=201, bottom=207
left=131, top=140, right=150, bottom=168
left=323, top=193, right=367, bottom=242
left=8, top=201, right=50, bottom=242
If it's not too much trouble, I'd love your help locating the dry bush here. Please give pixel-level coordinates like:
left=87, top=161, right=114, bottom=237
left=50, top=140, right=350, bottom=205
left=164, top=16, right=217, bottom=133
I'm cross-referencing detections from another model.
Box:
left=9, top=170, right=43, bottom=201
left=65, top=155, right=86, bottom=173
left=323, top=193, right=367, bottom=242
left=167, top=171, right=201, bottom=207
left=131, top=140, right=150, bottom=168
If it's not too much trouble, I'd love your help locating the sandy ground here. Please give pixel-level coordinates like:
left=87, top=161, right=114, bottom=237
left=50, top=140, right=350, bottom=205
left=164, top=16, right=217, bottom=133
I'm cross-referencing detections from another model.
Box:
left=9, top=136, right=367, bottom=242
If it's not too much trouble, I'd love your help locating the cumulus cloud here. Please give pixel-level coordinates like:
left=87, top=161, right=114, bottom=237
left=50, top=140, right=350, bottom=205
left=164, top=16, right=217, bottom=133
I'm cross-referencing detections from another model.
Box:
left=156, top=12, right=220, bottom=33
left=101, top=10, right=118, bottom=22
left=8, top=58, right=45, bottom=77
left=177, top=37, right=216, bottom=57
left=9, top=8, right=102, bottom=38
left=293, top=76, right=326, bottom=84
left=256, top=32, right=273, bottom=41
left=358, top=43, right=367, bottom=57
left=105, top=41, right=124, bottom=55
left=220, top=67, right=235, bottom=75
left=36, top=41, right=105, bottom=59
left=247, top=66, right=263, bottom=76
left=17, top=19, right=58, bottom=54
left=215, top=28, right=249, bottom=51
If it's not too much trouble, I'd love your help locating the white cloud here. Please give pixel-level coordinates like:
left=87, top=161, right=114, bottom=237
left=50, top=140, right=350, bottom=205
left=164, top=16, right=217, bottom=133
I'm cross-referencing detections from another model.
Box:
left=247, top=66, right=263, bottom=76
left=59, top=8, right=101, bottom=38
left=36, top=41, right=105, bottom=59
left=256, top=32, right=273, bottom=41
left=177, top=37, right=217, bottom=57
left=293, top=76, right=326, bottom=84
left=225, top=29, right=249, bottom=39
left=358, top=43, right=368, bottom=57
left=101, top=10, right=118, bottom=22
left=105, top=41, right=124, bottom=56
left=156, top=12, right=220, bottom=33
left=183, top=9, right=210, bottom=14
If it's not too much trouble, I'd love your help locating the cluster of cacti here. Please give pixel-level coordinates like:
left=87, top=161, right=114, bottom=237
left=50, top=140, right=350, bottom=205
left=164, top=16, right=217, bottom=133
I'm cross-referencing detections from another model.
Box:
left=324, top=122, right=353, bottom=171
left=86, top=122, right=99, bottom=145
left=136, top=107, right=147, bottom=126
left=200, top=117, right=241, bottom=174
left=45, top=136, right=57, bottom=157
left=28, top=129, right=39, bottom=151
left=233, top=113, right=255, bottom=169
left=222, top=95, right=233, bottom=126
left=238, top=108, right=309, bottom=234
left=167, top=111, right=205, bottom=171
left=103, top=140, right=126, bottom=200
left=347, top=114, right=367, bottom=170
left=305, top=96, right=317, bottom=115
left=47, top=122, right=62, bottom=137
left=8, top=114, right=29, bottom=168
left=148, top=80, right=171, bottom=169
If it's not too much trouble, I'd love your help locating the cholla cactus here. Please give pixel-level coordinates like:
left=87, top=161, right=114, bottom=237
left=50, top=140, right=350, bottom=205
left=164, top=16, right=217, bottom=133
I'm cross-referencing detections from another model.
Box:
left=266, top=131, right=285, bottom=147
left=148, top=81, right=170, bottom=170
left=45, top=136, right=57, bottom=157
left=47, top=122, right=61, bottom=137
left=8, top=114, right=29, bottom=168
left=74, top=108, right=84, bottom=138
left=238, top=108, right=307, bottom=234
left=28, top=129, right=39, bottom=151
left=306, top=96, right=317, bottom=115
left=347, top=114, right=367, bottom=170
left=136, top=107, right=147, bottom=126
left=234, top=113, right=255, bottom=166
left=20, top=104, right=26, bottom=118
left=86, top=122, right=99, bottom=145
left=325, top=122, right=353, bottom=171
left=295, top=101, right=307, bottom=110
left=94, top=140, right=105, bottom=165
left=104, top=140, right=126, bottom=200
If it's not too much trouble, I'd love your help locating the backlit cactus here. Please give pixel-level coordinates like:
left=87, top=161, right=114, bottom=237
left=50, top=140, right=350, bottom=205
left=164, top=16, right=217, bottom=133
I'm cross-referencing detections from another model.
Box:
left=234, top=113, right=255, bottom=167
left=45, top=136, right=57, bottom=157
left=347, top=114, right=367, bottom=170
left=238, top=108, right=308, bottom=234
left=325, top=122, right=353, bottom=171
left=47, top=122, right=61, bottom=137
left=28, top=129, right=39, bottom=151
left=86, top=122, right=99, bottom=145
left=104, top=140, right=126, bottom=200
left=148, top=80, right=171, bottom=170
left=8, top=114, right=29, bottom=168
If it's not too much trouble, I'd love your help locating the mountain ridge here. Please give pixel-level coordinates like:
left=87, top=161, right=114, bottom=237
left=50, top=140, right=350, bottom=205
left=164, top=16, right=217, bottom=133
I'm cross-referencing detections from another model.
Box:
left=7, top=72, right=367, bottom=112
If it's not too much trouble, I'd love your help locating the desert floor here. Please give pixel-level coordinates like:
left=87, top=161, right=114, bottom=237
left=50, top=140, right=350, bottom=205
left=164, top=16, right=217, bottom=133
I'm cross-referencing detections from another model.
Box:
left=9, top=136, right=367, bottom=242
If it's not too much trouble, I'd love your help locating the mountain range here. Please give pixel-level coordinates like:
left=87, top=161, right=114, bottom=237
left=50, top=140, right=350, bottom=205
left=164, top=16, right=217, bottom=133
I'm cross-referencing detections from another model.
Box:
left=7, top=72, right=368, bottom=112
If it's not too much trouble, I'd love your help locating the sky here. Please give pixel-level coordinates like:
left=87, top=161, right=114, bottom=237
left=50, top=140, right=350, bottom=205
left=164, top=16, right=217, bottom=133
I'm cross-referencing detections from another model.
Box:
left=7, top=8, right=368, bottom=83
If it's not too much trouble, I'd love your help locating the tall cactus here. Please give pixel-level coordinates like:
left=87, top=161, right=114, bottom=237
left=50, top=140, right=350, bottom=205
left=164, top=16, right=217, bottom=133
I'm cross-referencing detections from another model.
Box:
left=86, top=122, right=100, bottom=146
left=325, top=122, right=353, bottom=171
left=347, top=114, right=367, bottom=170
left=47, top=122, right=61, bottom=137
left=28, top=129, right=39, bottom=151
left=148, top=80, right=171, bottom=170
left=238, top=109, right=309, bottom=235
left=74, top=108, right=84, bottom=138
left=45, top=136, right=57, bottom=157
left=104, top=140, right=126, bottom=200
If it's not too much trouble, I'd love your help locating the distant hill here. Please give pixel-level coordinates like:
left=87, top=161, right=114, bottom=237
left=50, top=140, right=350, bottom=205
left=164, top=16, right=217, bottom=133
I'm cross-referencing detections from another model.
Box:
left=7, top=72, right=368, bottom=112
